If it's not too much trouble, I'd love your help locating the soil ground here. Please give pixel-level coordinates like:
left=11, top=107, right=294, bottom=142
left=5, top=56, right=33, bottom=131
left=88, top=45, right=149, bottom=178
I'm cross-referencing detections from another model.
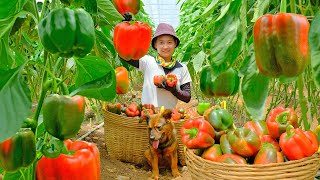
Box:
left=77, top=121, right=192, bottom=180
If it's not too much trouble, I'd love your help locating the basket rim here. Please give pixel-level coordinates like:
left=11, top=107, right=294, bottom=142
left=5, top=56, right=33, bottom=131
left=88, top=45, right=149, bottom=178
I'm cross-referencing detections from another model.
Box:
left=186, top=148, right=320, bottom=167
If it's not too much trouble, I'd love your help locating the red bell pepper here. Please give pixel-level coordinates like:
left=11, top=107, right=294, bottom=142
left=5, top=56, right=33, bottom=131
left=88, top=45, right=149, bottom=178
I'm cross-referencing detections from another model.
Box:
left=36, top=140, right=100, bottom=180
left=227, top=127, right=261, bottom=157
left=266, top=107, right=298, bottom=139
left=124, top=102, right=140, bottom=117
left=244, top=120, right=269, bottom=136
left=113, top=21, right=152, bottom=60
left=171, top=108, right=181, bottom=121
left=180, top=118, right=215, bottom=149
left=153, top=75, right=166, bottom=87
left=112, top=0, right=140, bottom=15
left=215, top=154, right=247, bottom=164
left=279, top=126, right=318, bottom=160
left=254, top=143, right=284, bottom=164
left=201, top=144, right=222, bottom=161
left=140, top=109, right=154, bottom=118
left=166, top=74, right=178, bottom=87
left=253, top=13, right=310, bottom=78
left=259, top=134, right=280, bottom=152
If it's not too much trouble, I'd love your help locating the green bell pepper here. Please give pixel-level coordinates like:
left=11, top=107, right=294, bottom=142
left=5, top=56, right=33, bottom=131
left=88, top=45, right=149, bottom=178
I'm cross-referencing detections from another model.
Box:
left=200, top=65, right=239, bottom=97
left=220, top=134, right=233, bottom=154
left=38, top=8, right=95, bottom=58
left=206, top=108, right=234, bottom=131
left=43, top=94, right=85, bottom=140
left=197, top=102, right=210, bottom=115
left=0, top=128, right=36, bottom=172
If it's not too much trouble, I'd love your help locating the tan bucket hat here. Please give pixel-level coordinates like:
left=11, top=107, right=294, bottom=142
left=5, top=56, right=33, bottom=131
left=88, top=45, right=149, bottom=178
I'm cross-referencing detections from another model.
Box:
left=151, top=23, right=180, bottom=49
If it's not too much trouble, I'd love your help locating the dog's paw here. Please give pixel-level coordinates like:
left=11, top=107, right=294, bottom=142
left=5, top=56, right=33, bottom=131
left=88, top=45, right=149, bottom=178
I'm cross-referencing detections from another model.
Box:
left=172, top=170, right=181, bottom=178
left=150, top=174, right=160, bottom=180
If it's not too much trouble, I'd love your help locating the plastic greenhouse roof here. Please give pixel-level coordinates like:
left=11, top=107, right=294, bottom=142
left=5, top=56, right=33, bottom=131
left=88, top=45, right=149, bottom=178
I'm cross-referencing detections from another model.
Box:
left=142, top=0, right=180, bottom=29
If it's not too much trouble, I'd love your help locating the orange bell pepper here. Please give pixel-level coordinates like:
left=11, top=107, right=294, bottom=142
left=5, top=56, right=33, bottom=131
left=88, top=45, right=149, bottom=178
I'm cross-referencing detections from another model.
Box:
left=115, top=66, right=129, bottom=94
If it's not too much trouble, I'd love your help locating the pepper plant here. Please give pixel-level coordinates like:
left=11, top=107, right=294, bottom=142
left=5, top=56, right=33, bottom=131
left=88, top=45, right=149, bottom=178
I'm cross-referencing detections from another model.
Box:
left=176, top=0, right=320, bottom=129
left=0, top=0, right=152, bottom=179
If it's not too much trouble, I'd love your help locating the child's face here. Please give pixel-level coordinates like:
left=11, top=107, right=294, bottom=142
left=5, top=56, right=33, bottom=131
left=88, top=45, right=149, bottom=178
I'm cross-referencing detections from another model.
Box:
left=154, top=35, right=177, bottom=61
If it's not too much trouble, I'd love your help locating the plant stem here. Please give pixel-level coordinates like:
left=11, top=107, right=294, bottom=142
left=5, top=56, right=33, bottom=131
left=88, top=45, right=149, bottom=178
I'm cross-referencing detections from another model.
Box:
left=297, top=74, right=309, bottom=130
left=290, top=0, right=296, bottom=13
left=32, top=0, right=39, bottom=20
left=33, top=52, right=50, bottom=124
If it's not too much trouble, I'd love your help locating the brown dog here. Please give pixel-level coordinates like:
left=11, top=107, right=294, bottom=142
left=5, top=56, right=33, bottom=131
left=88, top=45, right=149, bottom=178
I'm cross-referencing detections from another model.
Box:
left=140, top=109, right=181, bottom=180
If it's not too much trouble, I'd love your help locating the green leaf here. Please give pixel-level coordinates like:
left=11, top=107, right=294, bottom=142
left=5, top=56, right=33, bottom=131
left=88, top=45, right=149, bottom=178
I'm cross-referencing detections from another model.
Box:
left=192, top=51, right=206, bottom=73
left=0, top=36, right=14, bottom=70
left=41, top=138, right=65, bottom=158
left=0, top=65, right=31, bottom=143
left=251, top=0, right=271, bottom=22
left=0, top=0, right=27, bottom=19
left=180, top=46, right=194, bottom=63
left=95, top=29, right=116, bottom=58
left=97, top=0, right=124, bottom=26
left=309, top=11, right=320, bottom=89
left=208, top=0, right=244, bottom=72
left=215, top=3, right=230, bottom=22
left=199, top=0, right=219, bottom=19
left=71, top=56, right=116, bottom=101
left=84, top=0, right=97, bottom=14
left=0, top=11, right=30, bottom=39
left=3, top=170, right=24, bottom=180
left=241, top=71, right=269, bottom=121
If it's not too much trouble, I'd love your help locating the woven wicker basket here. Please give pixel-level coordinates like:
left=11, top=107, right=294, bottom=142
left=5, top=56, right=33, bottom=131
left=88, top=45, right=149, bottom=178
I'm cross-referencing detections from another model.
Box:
left=103, top=110, right=148, bottom=164
left=185, top=148, right=320, bottom=180
left=103, top=110, right=186, bottom=165
left=174, top=119, right=186, bottom=166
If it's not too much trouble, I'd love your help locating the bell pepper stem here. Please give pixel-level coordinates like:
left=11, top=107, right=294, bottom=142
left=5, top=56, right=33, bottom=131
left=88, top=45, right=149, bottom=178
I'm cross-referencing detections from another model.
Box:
left=275, top=111, right=289, bottom=124
left=297, top=74, right=309, bottom=130
left=184, top=128, right=199, bottom=139
left=286, top=125, right=295, bottom=139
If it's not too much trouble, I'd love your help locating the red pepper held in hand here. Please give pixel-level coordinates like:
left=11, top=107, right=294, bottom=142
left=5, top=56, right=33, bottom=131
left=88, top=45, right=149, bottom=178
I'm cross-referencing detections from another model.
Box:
left=180, top=118, right=215, bottom=149
left=166, top=74, right=178, bottom=87
left=153, top=75, right=166, bottom=87
left=266, top=107, right=298, bottom=139
left=36, top=140, right=100, bottom=180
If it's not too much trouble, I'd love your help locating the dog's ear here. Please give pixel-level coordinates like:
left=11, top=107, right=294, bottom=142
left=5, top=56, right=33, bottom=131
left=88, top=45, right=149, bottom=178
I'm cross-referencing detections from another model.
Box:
left=139, top=115, right=150, bottom=125
left=162, top=109, right=172, bottom=120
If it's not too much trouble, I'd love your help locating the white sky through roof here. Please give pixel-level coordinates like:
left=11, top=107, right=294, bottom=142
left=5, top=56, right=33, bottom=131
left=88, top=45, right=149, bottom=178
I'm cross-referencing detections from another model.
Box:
left=142, top=0, right=180, bottom=29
